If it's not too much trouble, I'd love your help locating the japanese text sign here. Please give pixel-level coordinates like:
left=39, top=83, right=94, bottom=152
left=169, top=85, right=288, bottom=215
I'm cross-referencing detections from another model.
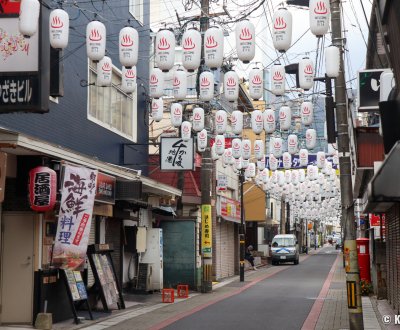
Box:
left=201, top=204, right=212, bottom=258
left=160, top=137, right=194, bottom=171
left=52, top=165, right=98, bottom=271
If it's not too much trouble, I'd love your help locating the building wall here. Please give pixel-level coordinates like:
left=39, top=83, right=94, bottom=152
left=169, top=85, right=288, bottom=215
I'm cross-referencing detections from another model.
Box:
left=0, top=0, right=151, bottom=174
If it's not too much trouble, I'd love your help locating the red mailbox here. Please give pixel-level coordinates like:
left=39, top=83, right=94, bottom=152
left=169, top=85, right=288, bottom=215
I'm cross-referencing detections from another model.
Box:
left=356, top=238, right=371, bottom=282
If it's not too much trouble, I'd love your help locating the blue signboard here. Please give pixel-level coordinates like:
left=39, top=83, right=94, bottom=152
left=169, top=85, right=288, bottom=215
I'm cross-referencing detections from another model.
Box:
left=265, top=154, right=338, bottom=169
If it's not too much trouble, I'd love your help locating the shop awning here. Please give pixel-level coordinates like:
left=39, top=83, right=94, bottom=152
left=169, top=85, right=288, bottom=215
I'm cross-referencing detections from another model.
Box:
left=0, top=127, right=181, bottom=198
left=152, top=206, right=176, bottom=216
left=363, top=141, right=400, bottom=213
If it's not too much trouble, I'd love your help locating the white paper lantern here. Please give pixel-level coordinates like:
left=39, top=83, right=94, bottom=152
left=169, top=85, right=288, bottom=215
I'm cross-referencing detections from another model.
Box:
left=170, top=103, right=183, bottom=127
left=270, top=63, right=286, bottom=96
left=251, top=110, right=264, bottom=135
left=283, top=152, right=292, bottom=170
left=155, top=29, right=175, bottom=72
left=307, top=165, right=318, bottom=181
left=181, top=121, right=192, bottom=141
left=173, top=69, right=187, bottom=100
left=235, top=157, right=243, bottom=170
left=151, top=98, right=164, bottom=122
left=333, top=151, right=339, bottom=165
left=269, top=154, right=278, bottom=171
left=242, top=158, right=249, bottom=169
left=242, top=139, right=252, bottom=160
left=306, top=128, right=317, bottom=149
left=277, top=171, right=285, bottom=186
left=232, top=138, right=242, bottom=159
left=299, top=148, right=309, bottom=167
left=247, top=163, right=256, bottom=178
left=236, top=20, right=255, bottom=64
left=258, top=158, right=266, bottom=171
left=199, top=71, right=214, bottom=101
left=182, top=28, right=201, bottom=72
left=287, top=134, right=298, bottom=154
left=227, top=148, right=235, bottom=165
left=299, top=57, right=314, bottom=90
left=261, top=168, right=270, bottom=183
left=249, top=67, right=263, bottom=100
left=272, top=8, right=292, bottom=52
left=301, top=101, right=314, bottom=126
left=204, top=26, right=224, bottom=70
left=309, top=0, right=330, bottom=37
left=254, top=140, right=264, bottom=160
left=299, top=169, right=306, bottom=182
left=19, top=0, right=40, bottom=37
left=279, top=106, right=291, bottom=131
left=292, top=170, right=299, bottom=185
left=197, top=129, right=208, bottom=152
left=215, top=135, right=225, bottom=155
left=272, top=137, right=283, bottom=158
left=119, top=26, right=139, bottom=68
left=317, top=151, right=326, bottom=169
left=325, top=46, right=340, bottom=78
left=49, top=9, right=69, bottom=49
left=192, top=107, right=205, bottom=132
left=215, top=110, right=228, bottom=134
left=121, top=66, right=137, bottom=94
left=97, top=56, right=112, bottom=87
left=149, top=68, right=164, bottom=98
left=86, top=20, right=106, bottom=61
left=224, top=71, right=239, bottom=102
left=212, top=143, right=219, bottom=160
left=285, top=169, right=292, bottom=183
left=263, top=109, right=276, bottom=134
left=231, top=110, right=243, bottom=135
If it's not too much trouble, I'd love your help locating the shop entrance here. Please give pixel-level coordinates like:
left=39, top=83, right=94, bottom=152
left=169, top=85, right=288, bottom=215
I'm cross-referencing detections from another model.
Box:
left=1, top=213, right=35, bottom=324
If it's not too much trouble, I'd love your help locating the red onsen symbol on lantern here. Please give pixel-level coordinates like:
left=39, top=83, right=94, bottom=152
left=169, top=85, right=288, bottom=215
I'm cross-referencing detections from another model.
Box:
left=273, top=71, right=283, bottom=81
left=173, top=108, right=182, bottom=115
left=233, top=142, right=240, bottom=149
left=51, top=16, right=63, bottom=29
left=302, top=106, right=311, bottom=114
left=255, top=115, right=262, bottom=122
left=319, top=155, right=325, bottom=161
left=274, top=17, right=287, bottom=30
left=280, top=111, right=287, bottom=119
left=227, top=77, right=236, bottom=87
left=183, top=37, right=195, bottom=50
left=150, top=74, right=158, bottom=84
left=314, top=1, right=328, bottom=14
left=201, top=77, right=210, bottom=87
left=289, top=139, right=296, bottom=146
left=306, top=133, right=312, bottom=141
left=152, top=102, right=159, bottom=110
left=206, top=35, right=218, bottom=48
left=231, top=116, right=237, bottom=123
left=125, top=70, right=135, bottom=78
left=266, top=114, right=274, bottom=122
left=243, top=143, right=250, bottom=150
left=121, top=34, right=134, bottom=47
left=300, top=152, right=307, bottom=158
left=199, top=131, right=206, bottom=139
left=89, top=29, right=102, bottom=41
left=252, top=75, right=262, bottom=85
left=274, top=142, right=281, bottom=148
left=173, top=77, right=180, bottom=87
left=240, top=27, right=252, bottom=41
left=194, top=113, right=201, bottom=120
left=183, top=125, right=190, bottom=132
left=304, top=65, right=313, bottom=74
left=158, top=37, right=170, bottom=50
left=216, top=115, right=224, bottom=123
left=254, top=144, right=260, bottom=151
left=216, top=139, right=222, bottom=146
left=102, top=62, right=111, bottom=71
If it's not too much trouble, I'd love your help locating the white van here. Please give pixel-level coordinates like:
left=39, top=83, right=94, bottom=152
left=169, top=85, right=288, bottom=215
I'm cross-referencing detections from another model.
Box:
left=270, top=234, right=299, bottom=265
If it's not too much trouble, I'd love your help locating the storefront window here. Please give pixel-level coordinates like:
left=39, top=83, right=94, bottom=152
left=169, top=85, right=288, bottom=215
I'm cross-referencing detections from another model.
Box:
left=88, top=61, right=137, bottom=142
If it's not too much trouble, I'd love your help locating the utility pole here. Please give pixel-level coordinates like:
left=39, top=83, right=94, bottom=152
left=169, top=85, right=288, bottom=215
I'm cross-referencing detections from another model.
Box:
left=200, top=0, right=213, bottom=293
left=330, top=1, right=364, bottom=328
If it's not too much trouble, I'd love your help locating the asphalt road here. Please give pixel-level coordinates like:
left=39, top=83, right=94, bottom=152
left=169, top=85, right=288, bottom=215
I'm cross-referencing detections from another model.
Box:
left=162, top=247, right=338, bottom=330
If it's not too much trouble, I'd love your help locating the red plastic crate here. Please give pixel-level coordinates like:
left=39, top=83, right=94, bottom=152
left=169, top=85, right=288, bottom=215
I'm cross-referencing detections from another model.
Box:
left=162, top=289, right=175, bottom=303
left=177, top=284, right=189, bottom=298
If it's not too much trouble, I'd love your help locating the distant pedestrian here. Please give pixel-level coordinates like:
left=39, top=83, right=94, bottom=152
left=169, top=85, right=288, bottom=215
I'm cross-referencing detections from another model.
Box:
left=245, top=245, right=257, bottom=270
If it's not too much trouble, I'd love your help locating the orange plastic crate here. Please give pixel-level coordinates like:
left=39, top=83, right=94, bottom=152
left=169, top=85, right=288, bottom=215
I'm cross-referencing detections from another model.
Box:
left=162, top=288, right=175, bottom=303
left=177, top=284, right=189, bottom=298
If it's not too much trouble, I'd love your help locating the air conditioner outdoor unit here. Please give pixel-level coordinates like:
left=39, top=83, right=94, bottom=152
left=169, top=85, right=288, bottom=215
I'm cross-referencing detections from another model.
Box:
left=136, top=263, right=152, bottom=292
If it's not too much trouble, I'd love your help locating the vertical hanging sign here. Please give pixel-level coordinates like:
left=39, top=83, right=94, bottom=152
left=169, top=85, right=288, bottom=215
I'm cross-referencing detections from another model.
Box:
left=52, top=165, right=98, bottom=271
left=201, top=204, right=212, bottom=258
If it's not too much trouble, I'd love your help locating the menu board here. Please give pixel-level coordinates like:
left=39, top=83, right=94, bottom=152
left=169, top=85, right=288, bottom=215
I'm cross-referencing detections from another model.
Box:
left=92, top=254, right=119, bottom=307
left=64, top=269, right=88, bottom=302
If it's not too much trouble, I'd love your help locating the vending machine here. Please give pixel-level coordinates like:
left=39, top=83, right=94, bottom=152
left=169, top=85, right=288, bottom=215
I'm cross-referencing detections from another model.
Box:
left=140, top=228, right=163, bottom=290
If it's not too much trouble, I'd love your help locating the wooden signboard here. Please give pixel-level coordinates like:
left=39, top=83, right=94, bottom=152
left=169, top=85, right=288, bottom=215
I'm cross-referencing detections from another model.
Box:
left=62, top=269, right=93, bottom=324
left=87, top=244, right=125, bottom=311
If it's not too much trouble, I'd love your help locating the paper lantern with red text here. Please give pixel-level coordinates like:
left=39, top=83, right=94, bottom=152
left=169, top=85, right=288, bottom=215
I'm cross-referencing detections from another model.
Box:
left=173, top=69, right=187, bottom=100
left=204, top=26, right=224, bottom=69
left=155, top=29, right=175, bottom=72
left=271, top=63, right=286, bottom=95
left=232, top=138, right=242, bottom=159
left=299, top=148, right=309, bottom=167
left=149, top=68, right=164, bottom=98
left=309, top=0, right=330, bottom=37
left=254, top=139, right=264, bottom=160
left=224, top=70, right=239, bottom=102
left=121, top=66, right=137, bottom=94
left=197, top=129, right=207, bottom=152
left=306, top=128, right=317, bottom=149
left=279, top=106, right=291, bottom=131
left=86, top=20, right=106, bottom=62
left=199, top=71, right=214, bottom=101
left=287, top=134, right=298, bottom=154
left=119, top=26, right=139, bottom=68
left=236, top=20, right=255, bottom=64
left=272, top=137, right=283, bottom=158
left=264, top=108, right=276, bottom=134
left=192, top=107, right=205, bottom=132
left=251, top=110, right=264, bottom=135
left=242, top=139, right=252, bottom=160
left=97, top=56, right=112, bottom=87
left=299, top=57, right=314, bottom=90
left=272, top=8, right=292, bottom=52
left=151, top=98, right=163, bottom=122
left=182, top=28, right=201, bottom=72
left=215, top=135, right=225, bottom=155
left=215, top=110, right=227, bottom=134
left=249, top=67, right=263, bottom=100
left=29, top=166, right=57, bottom=212
left=181, top=121, right=192, bottom=141
left=231, top=110, right=243, bottom=135
left=170, top=103, right=183, bottom=127
left=49, top=9, right=69, bottom=49
left=301, top=101, right=314, bottom=126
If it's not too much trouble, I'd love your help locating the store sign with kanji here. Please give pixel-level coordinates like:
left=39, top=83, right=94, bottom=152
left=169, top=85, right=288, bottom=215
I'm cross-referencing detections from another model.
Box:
left=201, top=204, right=212, bottom=258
